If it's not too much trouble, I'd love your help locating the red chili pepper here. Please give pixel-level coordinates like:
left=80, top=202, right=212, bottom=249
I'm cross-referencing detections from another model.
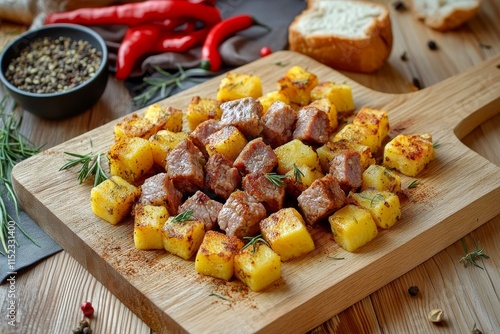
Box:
left=115, top=24, right=163, bottom=80
left=200, top=14, right=270, bottom=72
left=80, top=302, right=94, bottom=318
left=151, top=27, right=210, bottom=53
left=45, top=1, right=221, bottom=27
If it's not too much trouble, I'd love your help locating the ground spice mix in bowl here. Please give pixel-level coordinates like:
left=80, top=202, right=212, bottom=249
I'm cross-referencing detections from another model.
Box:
left=0, top=24, right=108, bottom=119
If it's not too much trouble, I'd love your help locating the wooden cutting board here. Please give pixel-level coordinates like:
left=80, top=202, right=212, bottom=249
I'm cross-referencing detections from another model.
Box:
left=12, top=51, right=500, bottom=334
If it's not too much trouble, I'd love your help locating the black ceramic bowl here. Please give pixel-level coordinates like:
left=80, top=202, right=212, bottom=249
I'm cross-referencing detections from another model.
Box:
left=0, top=24, right=108, bottom=119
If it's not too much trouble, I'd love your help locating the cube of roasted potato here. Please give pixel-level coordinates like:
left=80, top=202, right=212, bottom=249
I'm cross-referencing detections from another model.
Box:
left=383, top=133, right=436, bottom=177
left=307, top=97, right=338, bottom=130
left=114, top=113, right=157, bottom=140
left=90, top=175, right=140, bottom=225
left=205, top=125, right=248, bottom=161
left=108, top=137, right=154, bottom=182
left=277, top=65, right=318, bottom=106
left=352, top=107, right=389, bottom=147
left=234, top=243, right=281, bottom=292
left=133, top=204, right=169, bottom=250
left=195, top=230, right=244, bottom=281
left=333, top=123, right=381, bottom=154
left=310, top=81, right=355, bottom=113
left=317, top=139, right=375, bottom=173
left=186, top=96, right=222, bottom=131
left=348, top=190, right=401, bottom=229
left=329, top=204, right=378, bottom=252
left=216, top=72, right=263, bottom=102
left=259, top=207, right=315, bottom=261
left=257, top=90, right=290, bottom=115
left=361, top=164, right=401, bottom=193
left=149, top=130, right=189, bottom=167
left=143, top=104, right=183, bottom=132
left=284, top=164, right=324, bottom=188
left=162, top=216, right=206, bottom=260
left=274, top=139, right=321, bottom=175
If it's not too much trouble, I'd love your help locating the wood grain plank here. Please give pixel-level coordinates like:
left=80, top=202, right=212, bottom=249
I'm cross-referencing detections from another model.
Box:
left=10, top=50, right=500, bottom=333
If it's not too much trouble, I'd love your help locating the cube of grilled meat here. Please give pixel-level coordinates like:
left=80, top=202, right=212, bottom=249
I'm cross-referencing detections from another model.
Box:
left=220, top=97, right=263, bottom=138
left=329, top=150, right=362, bottom=192
left=242, top=172, right=285, bottom=213
left=165, top=139, right=205, bottom=195
left=218, top=190, right=267, bottom=238
left=293, top=106, right=332, bottom=144
left=189, top=119, right=223, bottom=156
left=204, top=153, right=241, bottom=200
left=297, top=174, right=346, bottom=225
left=261, top=101, right=297, bottom=148
left=178, top=191, right=223, bottom=231
left=233, top=137, right=278, bottom=175
left=139, top=172, right=182, bottom=216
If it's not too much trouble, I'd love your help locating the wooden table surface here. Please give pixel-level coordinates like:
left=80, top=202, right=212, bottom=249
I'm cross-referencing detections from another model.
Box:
left=1, top=0, right=499, bottom=333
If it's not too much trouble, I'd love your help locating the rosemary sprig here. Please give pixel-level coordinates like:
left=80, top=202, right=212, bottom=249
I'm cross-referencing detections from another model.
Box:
left=433, top=140, right=440, bottom=149
left=171, top=209, right=194, bottom=223
left=242, top=234, right=270, bottom=254
left=60, top=151, right=108, bottom=187
left=357, top=193, right=385, bottom=207
left=293, top=164, right=304, bottom=183
left=264, top=172, right=287, bottom=187
left=132, top=65, right=214, bottom=107
left=459, top=238, right=489, bottom=269
left=0, top=96, right=42, bottom=254
left=408, top=179, right=419, bottom=189
left=209, top=291, right=229, bottom=301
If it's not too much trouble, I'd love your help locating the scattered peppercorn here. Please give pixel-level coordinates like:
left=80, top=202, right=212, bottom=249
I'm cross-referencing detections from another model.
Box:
left=4, top=36, right=102, bottom=94
left=428, top=308, right=444, bottom=323
left=80, top=301, right=95, bottom=318
left=427, top=40, right=438, bottom=50
left=393, top=0, right=407, bottom=12
left=408, top=285, right=419, bottom=296
left=72, top=319, right=92, bottom=334
left=412, top=77, right=422, bottom=90
left=400, top=51, right=408, bottom=61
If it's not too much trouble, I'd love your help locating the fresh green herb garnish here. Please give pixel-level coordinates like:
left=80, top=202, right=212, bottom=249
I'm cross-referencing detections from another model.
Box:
left=0, top=96, right=42, bottom=254
left=408, top=180, right=419, bottom=189
left=60, top=151, right=108, bottom=187
left=433, top=141, right=440, bottom=148
left=171, top=209, right=194, bottom=223
left=209, top=291, right=229, bottom=300
left=357, top=193, right=385, bottom=207
left=459, top=238, right=489, bottom=269
left=293, top=164, right=304, bottom=183
left=327, top=254, right=345, bottom=260
left=264, top=172, right=286, bottom=187
left=242, top=234, right=270, bottom=254
left=274, top=61, right=290, bottom=67
left=132, top=65, right=213, bottom=107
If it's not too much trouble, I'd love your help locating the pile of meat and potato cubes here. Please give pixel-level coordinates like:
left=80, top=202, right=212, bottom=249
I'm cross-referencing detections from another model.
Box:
left=90, top=65, right=436, bottom=292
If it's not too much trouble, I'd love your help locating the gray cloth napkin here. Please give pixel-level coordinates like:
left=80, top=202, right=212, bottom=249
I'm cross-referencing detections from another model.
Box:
left=0, top=0, right=306, bottom=282
left=1, top=186, right=62, bottom=282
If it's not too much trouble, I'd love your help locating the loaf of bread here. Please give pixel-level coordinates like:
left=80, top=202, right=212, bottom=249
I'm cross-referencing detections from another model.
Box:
left=288, top=0, right=393, bottom=73
left=410, top=0, right=482, bottom=31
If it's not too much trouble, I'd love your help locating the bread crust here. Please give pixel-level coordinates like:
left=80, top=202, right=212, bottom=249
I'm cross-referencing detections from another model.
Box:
left=410, top=0, right=481, bottom=31
left=288, top=0, right=393, bottom=73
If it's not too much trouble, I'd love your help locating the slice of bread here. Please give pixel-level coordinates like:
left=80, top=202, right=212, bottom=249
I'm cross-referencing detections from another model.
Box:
left=410, top=0, right=482, bottom=31
left=288, top=0, right=393, bottom=73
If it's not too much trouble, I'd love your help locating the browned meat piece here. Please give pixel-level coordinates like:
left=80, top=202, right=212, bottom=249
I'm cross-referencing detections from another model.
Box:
left=139, top=172, right=182, bottom=216
left=165, top=138, right=206, bottom=195
left=188, top=119, right=223, bottom=156
left=204, top=153, right=241, bottom=199
left=329, top=150, right=362, bottom=192
left=293, top=106, right=332, bottom=144
left=218, top=190, right=267, bottom=238
left=242, top=172, right=285, bottom=213
left=233, top=137, right=278, bottom=175
left=284, top=175, right=308, bottom=200
left=220, top=97, right=263, bottom=138
left=178, top=191, right=223, bottom=231
left=297, top=174, right=346, bottom=225
left=261, top=101, right=297, bottom=148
